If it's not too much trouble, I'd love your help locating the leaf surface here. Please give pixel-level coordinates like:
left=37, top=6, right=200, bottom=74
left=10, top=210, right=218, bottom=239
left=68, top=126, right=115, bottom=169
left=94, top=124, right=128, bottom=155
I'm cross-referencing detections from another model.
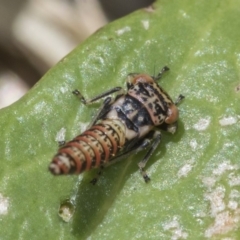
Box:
left=0, top=0, right=240, bottom=239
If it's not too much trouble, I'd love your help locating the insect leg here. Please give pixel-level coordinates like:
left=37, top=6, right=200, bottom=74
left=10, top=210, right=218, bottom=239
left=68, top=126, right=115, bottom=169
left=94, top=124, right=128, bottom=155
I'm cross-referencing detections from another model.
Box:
left=86, top=97, right=112, bottom=128
left=73, top=87, right=123, bottom=128
left=90, top=166, right=104, bottom=185
left=89, top=137, right=144, bottom=185
left=105, top=137, right=152, bottom=167
left=89, top=137, right=145, bottom=185
left=72, top=87, right=123, bottom=105
left=154, top=66, right=170, bottom=81
left=58, top=141, right=66, bottom=147
left=138, top=130, right=161, bottom=183
left=104, top=131, right=161, bottom=183
left=174, top=94, right=185, bottom=105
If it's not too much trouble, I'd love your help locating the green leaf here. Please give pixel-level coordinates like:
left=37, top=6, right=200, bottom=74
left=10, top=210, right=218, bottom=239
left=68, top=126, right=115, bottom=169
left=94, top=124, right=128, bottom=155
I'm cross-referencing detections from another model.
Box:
left=1, top=0, right=240, bottom=239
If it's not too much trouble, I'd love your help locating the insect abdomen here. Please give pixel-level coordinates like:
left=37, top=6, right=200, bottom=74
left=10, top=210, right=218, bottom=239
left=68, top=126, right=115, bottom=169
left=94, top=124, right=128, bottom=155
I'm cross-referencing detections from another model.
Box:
left=49, top=119, right=126, bottom=175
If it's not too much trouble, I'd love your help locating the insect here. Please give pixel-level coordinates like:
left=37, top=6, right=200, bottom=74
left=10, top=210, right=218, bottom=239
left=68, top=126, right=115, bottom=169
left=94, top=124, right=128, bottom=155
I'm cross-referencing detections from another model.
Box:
left=49, top=66, right=184, bottom=183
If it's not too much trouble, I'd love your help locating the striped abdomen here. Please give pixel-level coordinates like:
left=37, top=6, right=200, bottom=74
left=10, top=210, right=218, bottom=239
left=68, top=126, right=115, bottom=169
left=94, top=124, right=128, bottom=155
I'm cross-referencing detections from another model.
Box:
left=49, top=119, right=126, bottom=175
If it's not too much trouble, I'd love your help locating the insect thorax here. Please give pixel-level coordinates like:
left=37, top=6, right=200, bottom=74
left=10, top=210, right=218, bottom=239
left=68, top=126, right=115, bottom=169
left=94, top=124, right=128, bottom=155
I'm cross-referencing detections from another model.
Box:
left=105, top=80, right=174, bottom=141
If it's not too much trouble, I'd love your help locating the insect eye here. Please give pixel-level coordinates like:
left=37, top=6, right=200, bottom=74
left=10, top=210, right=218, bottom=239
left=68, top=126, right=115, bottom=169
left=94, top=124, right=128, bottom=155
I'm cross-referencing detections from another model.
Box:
left=165, top=104, right=179, bottom=124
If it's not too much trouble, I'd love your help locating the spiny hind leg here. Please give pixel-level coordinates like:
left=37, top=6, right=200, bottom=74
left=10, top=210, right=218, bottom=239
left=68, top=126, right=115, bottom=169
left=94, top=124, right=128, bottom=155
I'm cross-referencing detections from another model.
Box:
left=104, top=130, right=161, bottom=183
left=88, top=131, right=160, bottom=184
left=88, top=138, right=147, bottom=185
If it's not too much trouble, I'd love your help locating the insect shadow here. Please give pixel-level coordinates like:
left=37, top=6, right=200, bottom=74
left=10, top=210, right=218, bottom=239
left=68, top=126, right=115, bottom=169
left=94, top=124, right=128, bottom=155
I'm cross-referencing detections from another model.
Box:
left=71, top=120, right=185, bottom=238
